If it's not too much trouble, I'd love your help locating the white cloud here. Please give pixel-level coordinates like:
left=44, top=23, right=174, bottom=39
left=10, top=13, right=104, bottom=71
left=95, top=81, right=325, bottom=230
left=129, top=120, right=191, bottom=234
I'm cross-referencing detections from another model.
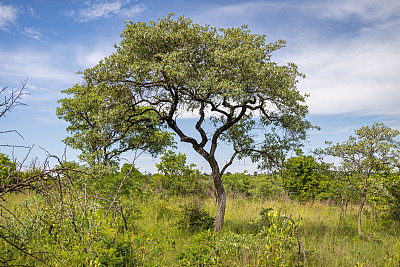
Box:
left=0, top=3, right=18, bottom=30
left=119, top=3, right=146, bottom=17
left=193, top=0, right=400, bottom=118
left=191, top=1, right=288, bottom=29
left=332, top=126, right=356, bottom=134
left=290, top=34, right=400, bottom=116
left=66, top=0, right=146, bottom=22
left=75, top=42, right=117, bottom=69
left=205, top=1, right=275, bottom=17
left=0, top=47, right=77, bottom=84
left=307, top=0, right=400, bottom=23
left=21, top=26, right=44, bottom=40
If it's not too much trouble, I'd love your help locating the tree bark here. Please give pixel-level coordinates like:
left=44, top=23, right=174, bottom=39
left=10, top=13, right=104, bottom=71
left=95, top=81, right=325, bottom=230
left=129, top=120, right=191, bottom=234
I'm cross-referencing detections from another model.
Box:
left=212, top=169, right=226, bottom=232
left=358, top=194, right=367, bottom=237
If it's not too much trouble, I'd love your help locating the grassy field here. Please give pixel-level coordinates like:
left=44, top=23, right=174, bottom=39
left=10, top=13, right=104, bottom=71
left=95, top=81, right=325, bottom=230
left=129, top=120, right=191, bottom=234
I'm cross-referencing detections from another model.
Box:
left=1, top=192, right=399, bottom=266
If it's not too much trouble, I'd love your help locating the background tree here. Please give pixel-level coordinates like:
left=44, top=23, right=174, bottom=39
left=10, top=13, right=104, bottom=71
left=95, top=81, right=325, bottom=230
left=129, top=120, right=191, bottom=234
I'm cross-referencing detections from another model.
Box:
left=57, top=84, right=175, bottom=166
left=155, top=150, right=200, bottom=196
left=323, top=123, right=400, bottom=237
left=58, top=14, right=315, bottom=231
left=222, top=171, right=251, bottom=198
left=249, top=173, right=285, bottom=199
left=282, top=153, right=332, bottom=202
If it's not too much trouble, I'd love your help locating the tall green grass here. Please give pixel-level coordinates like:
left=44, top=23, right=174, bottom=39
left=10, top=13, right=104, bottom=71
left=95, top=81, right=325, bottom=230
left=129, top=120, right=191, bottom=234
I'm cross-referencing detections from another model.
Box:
left=1, top=192, right=399, bottom=266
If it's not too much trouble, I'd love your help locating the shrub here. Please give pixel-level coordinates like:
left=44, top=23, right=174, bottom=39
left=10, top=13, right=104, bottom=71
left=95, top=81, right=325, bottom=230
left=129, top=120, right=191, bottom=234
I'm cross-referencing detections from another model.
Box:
left=154, top=150, right=209, bottom=196
left=257, top=209, right=301, bottom=266
left=283, top=155, right=332, bottom=202
left=222, top=172, right=251, bottom=198
left=177, top=201, right=214, bottom=231
left=0, top=153, right=17, bottom=190
left=384, top=173, right=400, bottom=221
left=175, top=230, right=216, bottom=266
left=250, top=174, right=285, bottom=199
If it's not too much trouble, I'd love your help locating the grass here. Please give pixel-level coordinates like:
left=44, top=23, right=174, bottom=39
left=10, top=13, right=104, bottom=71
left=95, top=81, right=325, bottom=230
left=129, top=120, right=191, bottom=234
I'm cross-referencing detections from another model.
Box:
left=127, top=195, right=400, bottom=266
left=1, top=192, right=399, bottom=266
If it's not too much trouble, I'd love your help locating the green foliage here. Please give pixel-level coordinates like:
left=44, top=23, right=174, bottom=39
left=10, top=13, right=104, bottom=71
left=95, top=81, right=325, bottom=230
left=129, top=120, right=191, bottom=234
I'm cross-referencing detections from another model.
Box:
left=57, top=13, right=315, bottom=231
left=175, top=208, right=302, bottom=267
left=175, top=230, right=216, bottom=266
left=0, top=153, right=17, bottom=188
left=111, top=163, right=147, bottom=197
left=155, top=150, right=201, bottom=196
left=222, top=171, right=251, bottom=197
left=384, top=242, right=400, bottom=266
left=323, top=123, right=400, bottom=235
left=59, top=12, right=316, bottom=162
left=177, top=201, right=215, bottom=232
left=382, top=172, right=400, bottom=221
left=57, top=87, right=174, bottom=166
left=283, top=155, right=332, bottom=202
left=257, top=210, right=299, bottom=266
left=2, top=190, right=400, bottom=266
left=249, top=174, right=285, bottom=199
left=215, top=231, right=261, bottom=265
left=0, top=153, right=15, bottom=176
left=324, top=123, right=400, bottom=193
left=222, top=172, right=285, bottom=200
left=152, top=150, right=212, bottom=197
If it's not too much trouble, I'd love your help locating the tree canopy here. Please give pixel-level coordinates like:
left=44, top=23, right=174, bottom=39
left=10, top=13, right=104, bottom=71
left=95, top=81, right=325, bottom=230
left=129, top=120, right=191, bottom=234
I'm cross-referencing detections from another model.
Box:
left=323, top=123, right=400, bottom=236
left=57, top=14, right=315, bottom=231
left=57, top=81, right=175, bottom=166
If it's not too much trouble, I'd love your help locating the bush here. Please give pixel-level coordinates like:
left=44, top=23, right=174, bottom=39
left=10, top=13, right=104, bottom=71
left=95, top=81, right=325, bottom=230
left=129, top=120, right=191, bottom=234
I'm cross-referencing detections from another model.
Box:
left=250, top=174, right=285, bottom=199
left=256, top=209, right=301, bottom=266
left=154, top=150, right=208, bottom=196
left=0, top=153, right=17, bottom=190
left=177, top=201, right=214, bottom=231
left=283, top=155, right=332, bottom=202
left=384, top=173, right=400, bottom=221
left=222, top=172, right=251, bottom=198
left=175, top=230, right=216, bottom=266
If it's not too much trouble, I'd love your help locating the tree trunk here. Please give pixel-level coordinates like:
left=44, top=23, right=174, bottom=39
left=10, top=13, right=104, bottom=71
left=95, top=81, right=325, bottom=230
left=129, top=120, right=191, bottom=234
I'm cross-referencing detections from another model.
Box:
left=339, top=194, right=345, bottom=222
left=212, top=170, right=226, bottom=232
left=358, top=194, right=367, bottom=237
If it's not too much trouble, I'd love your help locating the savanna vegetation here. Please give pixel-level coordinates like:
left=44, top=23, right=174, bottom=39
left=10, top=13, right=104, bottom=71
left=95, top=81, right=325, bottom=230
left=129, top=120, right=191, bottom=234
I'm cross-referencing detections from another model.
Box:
left=1, top=14, right=400, bottom=266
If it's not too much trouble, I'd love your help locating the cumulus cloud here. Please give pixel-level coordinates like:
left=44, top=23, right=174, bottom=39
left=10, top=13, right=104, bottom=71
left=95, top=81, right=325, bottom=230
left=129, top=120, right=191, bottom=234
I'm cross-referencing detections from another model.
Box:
left=65, top=0, right=146, bottom=22
left=0, top=3, right=18, bottom=30
left=289, top=35, right=400, bottom=116
left=194, top=0, right=400, bottom=117
left=287, top=1, right=400, bottom=116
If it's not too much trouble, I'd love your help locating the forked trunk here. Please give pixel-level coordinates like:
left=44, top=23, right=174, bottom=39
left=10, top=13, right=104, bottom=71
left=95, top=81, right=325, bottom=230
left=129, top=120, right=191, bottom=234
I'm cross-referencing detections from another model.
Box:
left=358, top=194, right=367, bottom=237
left=212, top=171, right=226, bottom=232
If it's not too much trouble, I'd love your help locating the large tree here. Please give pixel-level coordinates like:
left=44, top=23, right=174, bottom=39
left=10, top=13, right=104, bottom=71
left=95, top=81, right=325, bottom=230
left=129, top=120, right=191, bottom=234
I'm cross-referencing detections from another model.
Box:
left=324, top=123, right=400, bottom=237
left=58, top=14, right=314, bottom=231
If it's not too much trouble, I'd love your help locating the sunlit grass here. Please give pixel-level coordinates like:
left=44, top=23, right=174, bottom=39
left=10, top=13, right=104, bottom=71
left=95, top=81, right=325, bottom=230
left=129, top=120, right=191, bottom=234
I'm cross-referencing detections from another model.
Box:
left=1, top=192, right=399, bottom=266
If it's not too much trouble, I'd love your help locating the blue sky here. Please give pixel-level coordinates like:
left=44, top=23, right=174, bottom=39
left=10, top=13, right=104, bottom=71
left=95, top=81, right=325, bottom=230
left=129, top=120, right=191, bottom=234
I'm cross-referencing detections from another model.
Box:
left=1, top=0, right=400, bottom=174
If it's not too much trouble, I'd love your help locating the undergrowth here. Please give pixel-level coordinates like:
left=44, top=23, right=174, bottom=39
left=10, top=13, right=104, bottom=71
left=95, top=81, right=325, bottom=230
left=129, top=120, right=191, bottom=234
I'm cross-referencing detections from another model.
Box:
left=1, top=193, right=399, bottom=266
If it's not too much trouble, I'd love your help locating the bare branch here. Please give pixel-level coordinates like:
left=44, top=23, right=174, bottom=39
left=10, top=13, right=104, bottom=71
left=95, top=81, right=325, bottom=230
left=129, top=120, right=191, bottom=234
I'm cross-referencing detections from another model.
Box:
left=0, top=79, right=28, bottom=119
